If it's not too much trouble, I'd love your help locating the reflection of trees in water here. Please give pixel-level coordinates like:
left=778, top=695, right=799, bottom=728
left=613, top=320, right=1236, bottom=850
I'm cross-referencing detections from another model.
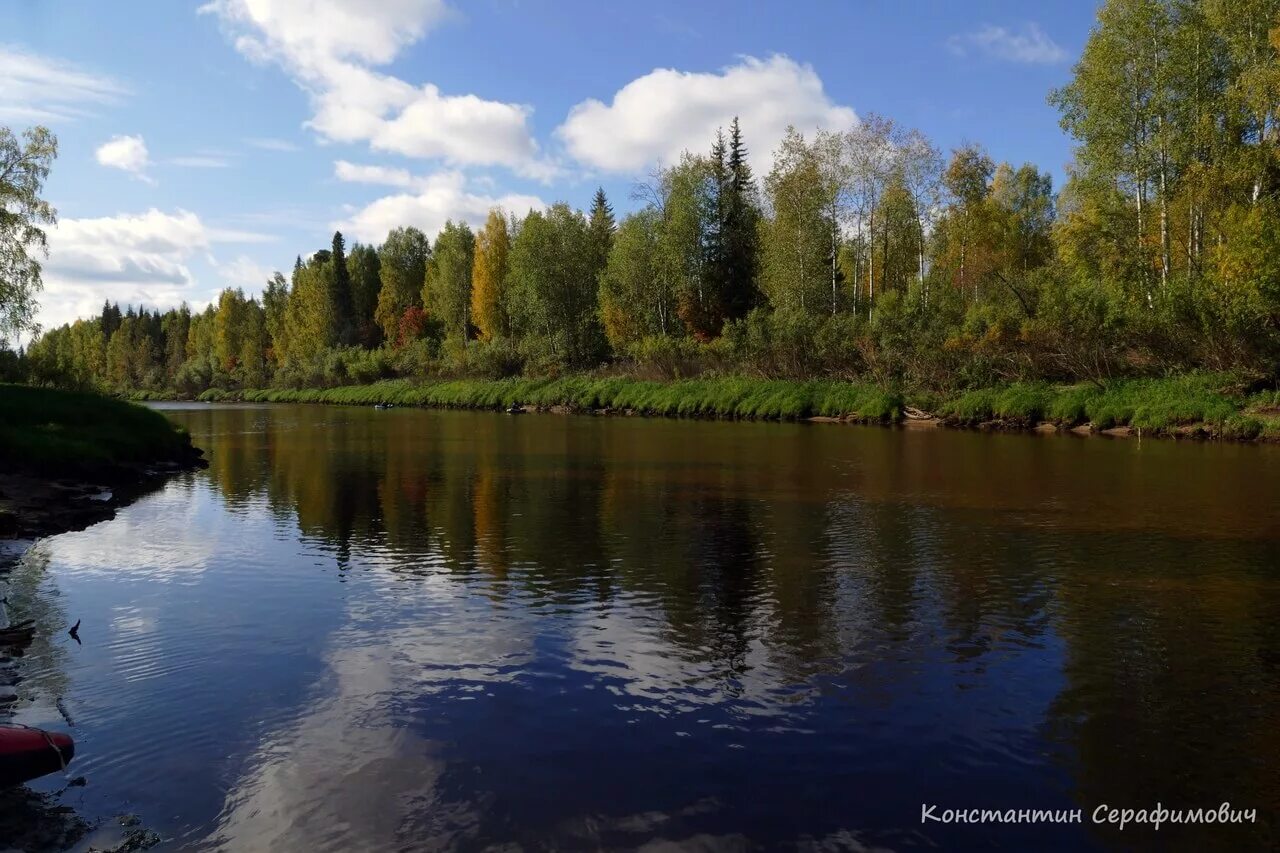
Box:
left=193, top=410, right=1077, bottom=686
left=1046, top=534, right=1280, bottom=848
left=192, top=407, right=1280, bottom=847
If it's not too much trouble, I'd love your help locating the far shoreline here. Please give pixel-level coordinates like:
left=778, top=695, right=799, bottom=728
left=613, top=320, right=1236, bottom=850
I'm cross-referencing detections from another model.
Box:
left=130, top=374, right=1280, bottom=446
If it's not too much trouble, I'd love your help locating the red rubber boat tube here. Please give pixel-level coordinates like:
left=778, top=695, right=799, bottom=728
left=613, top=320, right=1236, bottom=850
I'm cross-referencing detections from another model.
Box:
left=0, top=726, right=75, bottom=787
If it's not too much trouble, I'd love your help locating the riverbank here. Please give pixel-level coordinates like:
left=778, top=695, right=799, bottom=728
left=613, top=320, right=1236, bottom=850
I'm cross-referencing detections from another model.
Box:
left=131, top=373, right=1280, bottom=442
left=0, top=384, right=206, bottom=539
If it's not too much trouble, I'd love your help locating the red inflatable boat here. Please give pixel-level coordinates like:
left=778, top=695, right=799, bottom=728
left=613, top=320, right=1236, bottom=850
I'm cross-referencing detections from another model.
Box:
left=0, top=726, right=75, bottom=787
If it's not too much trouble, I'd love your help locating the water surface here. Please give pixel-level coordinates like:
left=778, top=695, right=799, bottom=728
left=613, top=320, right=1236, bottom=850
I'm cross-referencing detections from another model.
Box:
left=9, top=404, right=1280, bottom=850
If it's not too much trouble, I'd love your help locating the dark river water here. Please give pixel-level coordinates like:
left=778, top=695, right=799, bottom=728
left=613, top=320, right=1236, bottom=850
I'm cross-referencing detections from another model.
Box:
left=6, top=403, right=1280, bottom=851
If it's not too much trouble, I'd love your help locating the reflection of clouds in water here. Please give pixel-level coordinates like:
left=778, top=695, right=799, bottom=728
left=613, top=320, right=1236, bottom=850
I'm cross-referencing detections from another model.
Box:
left=110, top=608, right=157, bottom=637
left=200, top=579, right=538, bottom=852
left=45, top=481, right=270, bottom=581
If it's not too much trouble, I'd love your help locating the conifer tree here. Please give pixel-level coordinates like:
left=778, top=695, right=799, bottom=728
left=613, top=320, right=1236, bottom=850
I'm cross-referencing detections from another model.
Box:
left=722, top=116, right=761, bottom=320
left=588, top=187, right=616, bottom=280
left=101, top=301, right=122, bottom=342
left=330, top=231, right=356, bottom=345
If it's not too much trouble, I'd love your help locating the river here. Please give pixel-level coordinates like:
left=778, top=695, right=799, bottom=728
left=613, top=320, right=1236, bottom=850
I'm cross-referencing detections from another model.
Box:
left=6, top=403, right=1279, bottom=850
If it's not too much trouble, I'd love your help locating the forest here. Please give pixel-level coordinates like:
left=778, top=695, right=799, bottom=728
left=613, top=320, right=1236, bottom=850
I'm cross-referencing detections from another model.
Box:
left=10, top=1, right=1280, bottom=415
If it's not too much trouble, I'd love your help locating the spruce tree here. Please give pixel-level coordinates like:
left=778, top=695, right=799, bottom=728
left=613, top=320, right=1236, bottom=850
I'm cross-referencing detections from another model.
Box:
left=723, top=116, right=761, bottom=320
left=330, top=231, right=356, bottom=345
left=588, top=187, right=616, bottom=281
left=705, top=128, right=730, bottom=330
left=101, top=301, right=122, bottom=342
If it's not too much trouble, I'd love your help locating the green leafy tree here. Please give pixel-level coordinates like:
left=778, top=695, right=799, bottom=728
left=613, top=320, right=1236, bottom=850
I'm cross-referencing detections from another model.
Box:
left=238, top=298, right=268, bottom=387
left=285, top=256, right=338, bottom=362
left=348, top=244, right=382, bottom=347
left=423, top=220, right=475, bottom=342
left=599, top=209, right=679, bottom=348
left=161, top=305, right=190, bottom=384
left=761, top=127, right=831, bottom=315
left=0, top=126, right=57, bottom=344
left=647, top=155, right=718, bottom=337
left=375, top=226, right=430, bottom=345
left=214, top=288, right=247, bottom=373
left=509, top=204, right=604, bottom=366
left=262, top=272, right=290, bottom=365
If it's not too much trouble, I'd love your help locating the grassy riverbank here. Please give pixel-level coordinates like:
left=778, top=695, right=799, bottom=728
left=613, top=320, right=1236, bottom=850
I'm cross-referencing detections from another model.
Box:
left=0, top=384, right=201, bottom=479
left=133, top=374, right=1280, bottom=441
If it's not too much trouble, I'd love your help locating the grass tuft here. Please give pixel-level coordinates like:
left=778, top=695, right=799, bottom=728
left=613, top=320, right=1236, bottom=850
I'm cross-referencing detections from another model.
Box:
left=1, top=383, right=196, bottom=479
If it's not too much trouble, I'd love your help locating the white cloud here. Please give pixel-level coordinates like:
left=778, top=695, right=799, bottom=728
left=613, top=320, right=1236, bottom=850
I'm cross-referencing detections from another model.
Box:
left=213, top=255, right=275, bottom=290
left=95, top=134, right=153, bottom=181
left=0, top=46, right=128, bottom=123
left=336, top=168, right=545, bottom=244
left=201, top=0, right=554, bottom=178
left=948, top=23, right=1067, bottom=65
left=170, top=155, right=232, bottom=168
left=334, top=159, right=419, bottom=189
left=199, top=0, right=451, bottom=69
left=37, top=209, right=270, bottom=330
left=557, top=55, right=857, bottom=177
left=245, top=137, right=301, bottom=152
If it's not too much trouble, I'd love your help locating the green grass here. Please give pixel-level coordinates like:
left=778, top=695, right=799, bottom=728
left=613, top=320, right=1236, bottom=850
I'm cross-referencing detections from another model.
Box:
left=216, top=376, right=903, bottom=422
left=935, top=374, right=1249, bottom=432
left=115, top=371, right=1277, bottom=441
left=0, top=384, right=197, bottom=479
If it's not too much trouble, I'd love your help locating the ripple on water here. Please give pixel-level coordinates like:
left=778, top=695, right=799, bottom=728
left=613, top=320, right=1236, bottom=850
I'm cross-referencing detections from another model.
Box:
left=5, top=406, right=1278, bottom=851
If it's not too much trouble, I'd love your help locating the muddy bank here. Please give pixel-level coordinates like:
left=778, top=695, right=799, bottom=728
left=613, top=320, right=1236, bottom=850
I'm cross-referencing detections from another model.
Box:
left=0, top=458, right=205, bottom=542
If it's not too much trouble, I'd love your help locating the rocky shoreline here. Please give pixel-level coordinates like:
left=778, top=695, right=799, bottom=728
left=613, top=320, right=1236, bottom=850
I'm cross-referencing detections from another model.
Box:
left=0, top=457, right=205, bottom=542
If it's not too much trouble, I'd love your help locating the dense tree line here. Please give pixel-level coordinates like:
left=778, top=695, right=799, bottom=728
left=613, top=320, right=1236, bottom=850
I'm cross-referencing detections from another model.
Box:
left=15, top=0, right=1280, bottom=393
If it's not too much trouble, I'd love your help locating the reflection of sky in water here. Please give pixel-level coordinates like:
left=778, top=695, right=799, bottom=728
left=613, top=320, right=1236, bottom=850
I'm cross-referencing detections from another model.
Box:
left=8, top=405, right=1280, bottom=851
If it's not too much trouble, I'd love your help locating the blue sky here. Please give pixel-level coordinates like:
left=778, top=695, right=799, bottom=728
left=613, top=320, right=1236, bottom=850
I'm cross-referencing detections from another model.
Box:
left=4, top=0, right=1100, bottom=333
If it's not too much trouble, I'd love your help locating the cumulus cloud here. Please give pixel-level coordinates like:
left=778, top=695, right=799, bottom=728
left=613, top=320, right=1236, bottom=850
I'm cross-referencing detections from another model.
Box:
left=0, top=46, right=128, bottom=123
left=948, top=23, right=1067, bottom=65
left=199, top=0, right=451, bottom=68
left=37, top=209, right=271, bottom=330
left=95, top=134, right=153, bottom=181
left=335, top=167, right=545, bottom=244
left=557, top=55, right=857, bottom=176
left=200, top=0, right=554, bottom=178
